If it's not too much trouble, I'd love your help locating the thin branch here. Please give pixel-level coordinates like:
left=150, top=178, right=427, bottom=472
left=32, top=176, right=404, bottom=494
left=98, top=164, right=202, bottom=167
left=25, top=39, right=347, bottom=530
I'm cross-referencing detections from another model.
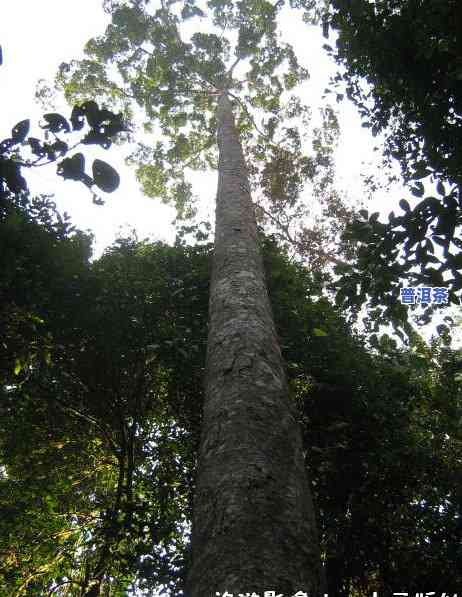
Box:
left=181, top=135, right=216, bottom=170
left=226, top=90, right=273, bottom=141
left=49, top=391, right=119, bottom=455
left=227, top=56, right=242, bottom=80
left=48, top=579, right=84, bottom=596
left=256, top=202, right=297, bottom=243
left=256, top=201, right=348, bottom=267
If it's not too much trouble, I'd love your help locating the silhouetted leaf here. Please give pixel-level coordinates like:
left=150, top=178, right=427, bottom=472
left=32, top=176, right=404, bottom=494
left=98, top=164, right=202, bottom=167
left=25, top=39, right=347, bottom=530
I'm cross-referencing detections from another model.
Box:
left=102, top=114, right=126, bottom=137
left=399, top=199, right=411, bottom=212
left=28, top=137, right=46, bottom=157
left=81, top=101, right=101, bottom=128
left=436, top=324, right=449, bottom=336
left=432, top=236, right=448, bottom=248
left=0, top=158, right=27, bottom=193
left=410, top=182, right=424, bottom=197
left=0, top=138, right=15, bottom=152
left=82, top=130, right=112, bottom=149
left=70, top=105, right=86, bottom=131
left=57, top=153, right=86, bottom=181
left=11, top=119, right=30, bottom=144
left=42, top=113, right=71, bottom=133
left=92, top=159, right=120, bottom=193
left=50, top=139, right=69, bottom=157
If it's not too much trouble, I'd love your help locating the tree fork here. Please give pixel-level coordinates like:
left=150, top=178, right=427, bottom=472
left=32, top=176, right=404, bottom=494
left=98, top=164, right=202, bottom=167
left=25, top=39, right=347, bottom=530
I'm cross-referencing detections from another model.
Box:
left=186, top=92, right=326, bottom=597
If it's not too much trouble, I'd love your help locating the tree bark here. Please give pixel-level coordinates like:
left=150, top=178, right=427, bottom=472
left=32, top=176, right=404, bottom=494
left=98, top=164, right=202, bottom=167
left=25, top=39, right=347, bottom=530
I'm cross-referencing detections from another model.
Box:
left=186, top=93, right=326, bottom=597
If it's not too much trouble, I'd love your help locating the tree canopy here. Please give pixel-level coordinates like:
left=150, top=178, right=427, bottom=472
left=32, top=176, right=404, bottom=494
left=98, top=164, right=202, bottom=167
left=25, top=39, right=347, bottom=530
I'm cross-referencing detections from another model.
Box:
left=300, top=0, right=462, bottom=329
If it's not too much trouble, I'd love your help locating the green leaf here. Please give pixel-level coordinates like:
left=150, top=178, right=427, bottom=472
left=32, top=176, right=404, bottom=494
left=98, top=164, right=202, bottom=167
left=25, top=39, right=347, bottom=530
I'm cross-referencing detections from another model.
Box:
left=14, top=358, right=22, bottom=375
left=92, top=159, right=120, bottom=193
left=313, top=327, right=328, bottom=337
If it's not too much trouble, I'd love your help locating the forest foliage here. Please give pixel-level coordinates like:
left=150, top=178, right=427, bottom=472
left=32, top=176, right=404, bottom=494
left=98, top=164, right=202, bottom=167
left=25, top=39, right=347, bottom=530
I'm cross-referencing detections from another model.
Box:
left=303, top=0, right=462, bottom=330
left=1, top=189, right=461, bottom=595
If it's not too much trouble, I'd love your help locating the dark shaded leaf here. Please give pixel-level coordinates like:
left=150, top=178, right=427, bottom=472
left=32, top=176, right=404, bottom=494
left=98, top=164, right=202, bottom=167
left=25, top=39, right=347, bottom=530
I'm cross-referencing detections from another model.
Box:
left=411, top=168, right=431, bottom=180
left=432, top=236, right=448, bottom=248
left=11, top=119, right=30, bottom=144
left=81, top=101, right=101, bottom=128
left=436, top=324, right=449, bottom=336
left=92, top=159, right=120, bottom=193
left=399, top=199, right=410, bottom=212
left=57, top=153, right=86, bottom=181
left=42, top=113, right=71, bottom=133
left=410, top=182, right=424, bottom=197
left=82, top=130, right=112, bottom=149
left=0, top=138, right=15, bottom=153
left=50, top=140, right=69, bottom=157
left=70, top=105, right=86, bottom=131
left=102, top=114, right=126, bottom=138
left=0, top=158, right=28, bottom=193
left=28, top=137, right=46, bottom=157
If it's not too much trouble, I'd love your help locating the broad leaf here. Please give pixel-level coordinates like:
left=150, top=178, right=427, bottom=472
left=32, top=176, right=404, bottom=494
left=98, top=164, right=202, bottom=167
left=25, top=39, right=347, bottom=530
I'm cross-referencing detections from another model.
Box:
left=11, top=119, right=30, bottom=144
left=92, top=159, right=120, bottom=193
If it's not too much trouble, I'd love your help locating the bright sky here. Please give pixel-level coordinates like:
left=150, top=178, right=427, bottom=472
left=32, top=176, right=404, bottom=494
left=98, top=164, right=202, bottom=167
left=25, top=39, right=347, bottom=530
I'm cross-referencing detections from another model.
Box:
left=1, top=0, right=460, bottom=349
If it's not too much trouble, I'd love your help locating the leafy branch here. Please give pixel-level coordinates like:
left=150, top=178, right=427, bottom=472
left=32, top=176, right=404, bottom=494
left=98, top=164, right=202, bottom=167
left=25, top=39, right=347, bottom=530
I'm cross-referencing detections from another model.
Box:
left=0, top=101, right=127, bottom=204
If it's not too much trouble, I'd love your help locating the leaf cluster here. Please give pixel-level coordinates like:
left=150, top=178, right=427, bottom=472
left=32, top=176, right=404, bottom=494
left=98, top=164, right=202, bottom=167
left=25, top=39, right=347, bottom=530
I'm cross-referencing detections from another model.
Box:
left=0, top=101, right=124, bottom=203
left=299, top=0, right=462, bottom=322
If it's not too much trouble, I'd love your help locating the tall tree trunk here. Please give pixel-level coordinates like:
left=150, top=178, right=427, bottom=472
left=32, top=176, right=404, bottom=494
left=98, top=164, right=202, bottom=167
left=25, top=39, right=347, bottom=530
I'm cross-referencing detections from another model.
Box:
left=186, top=93, right=326, bottom=596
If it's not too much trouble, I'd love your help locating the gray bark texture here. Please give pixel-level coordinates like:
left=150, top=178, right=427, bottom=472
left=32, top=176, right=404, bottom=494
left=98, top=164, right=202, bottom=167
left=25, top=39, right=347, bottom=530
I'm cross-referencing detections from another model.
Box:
left=185, top=93, right=325, bottom=597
